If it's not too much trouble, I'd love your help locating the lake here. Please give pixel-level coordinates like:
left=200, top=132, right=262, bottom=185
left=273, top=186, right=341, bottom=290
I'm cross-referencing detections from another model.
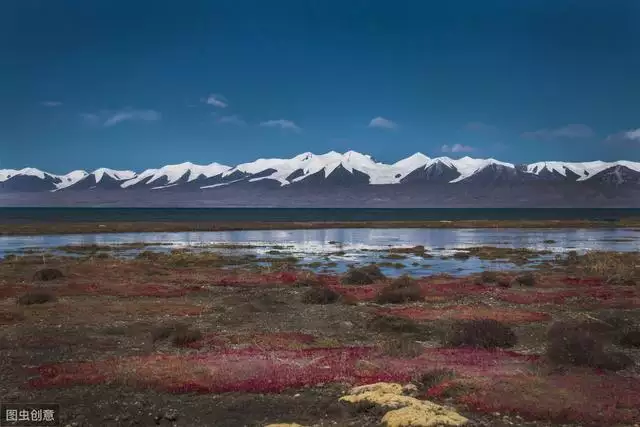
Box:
left=2, top=227, right=637, bottom=277
left=1, top=207, right=639, bottom=223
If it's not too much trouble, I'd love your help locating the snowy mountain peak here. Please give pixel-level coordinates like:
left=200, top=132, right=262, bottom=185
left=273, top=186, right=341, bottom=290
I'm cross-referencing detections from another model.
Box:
left=92, top=168, right=137, bottom=183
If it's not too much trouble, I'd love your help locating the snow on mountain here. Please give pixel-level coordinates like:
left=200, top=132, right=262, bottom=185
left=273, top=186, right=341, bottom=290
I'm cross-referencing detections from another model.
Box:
left=93, top=168, right=136, bottom=183
left=122, top=162, right=231, bottom=188
left=527, top=160, right=640, bottom=181
left=412, top=156, right=515, bottom=183
left=0, top=167, right=50, bottom=182
left=54, top=170, right=89, bottom=189
left=2, top=153, right=640, bottom=193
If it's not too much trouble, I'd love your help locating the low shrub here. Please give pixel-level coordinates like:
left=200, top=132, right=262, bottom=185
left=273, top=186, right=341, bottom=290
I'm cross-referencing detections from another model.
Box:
left=445, top=319, right=517, bottom=349
left=172, top=328, right=203, bottom=347
left=546, top=322, right=634, bottom=371
left=151, top=322, right=188, bottom=342
left=367, top=315, right=425, bottom=335
left=416, top=368, right=456, bottom=392
left=619, top=329, right=640, bottom=348
left=341, top=265, right=386, bottom=285
left=33, top=268, right=64, bottom=281
left=301, top=287, right=340, bottom=304
left=515, top=272, right=536, bottom=287
left=17, top=291, right=56, bottom=305
left=480, top=271, right=499, bottom=283
left=375, top=275, right=422, bottom=304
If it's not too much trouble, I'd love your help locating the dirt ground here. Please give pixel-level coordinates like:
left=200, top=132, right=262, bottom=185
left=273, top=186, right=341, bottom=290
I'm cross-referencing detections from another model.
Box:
left=1, top=249, right=639, bottom=427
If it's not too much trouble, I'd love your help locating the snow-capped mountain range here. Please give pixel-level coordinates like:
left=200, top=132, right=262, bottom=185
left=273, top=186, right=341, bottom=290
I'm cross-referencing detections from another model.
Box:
left=1, top=151, right=639, bottom=193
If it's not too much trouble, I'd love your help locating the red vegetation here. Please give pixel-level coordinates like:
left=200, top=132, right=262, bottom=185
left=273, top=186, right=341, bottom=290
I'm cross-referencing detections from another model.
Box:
left=26, top=347, right=540, bottom=394
left=378, top=306, right=550, bottom=324
left=459, top=374, right=640, bottom=426
left=491, top=289, right=580, bottom=305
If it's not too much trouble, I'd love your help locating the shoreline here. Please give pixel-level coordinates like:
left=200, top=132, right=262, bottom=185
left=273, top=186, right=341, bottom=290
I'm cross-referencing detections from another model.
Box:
left=1, top=218, right=640, bottom=236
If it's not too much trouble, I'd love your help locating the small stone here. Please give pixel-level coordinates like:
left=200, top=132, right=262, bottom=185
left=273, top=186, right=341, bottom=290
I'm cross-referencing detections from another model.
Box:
left=341, top=321, right=354, bottom=329
left=294, top=393, right=301, bottom=397
left=154, top=415, right=163, bottom=425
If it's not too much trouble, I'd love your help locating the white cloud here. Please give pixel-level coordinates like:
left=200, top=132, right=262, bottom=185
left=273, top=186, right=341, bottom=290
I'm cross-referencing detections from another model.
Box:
left=41, top=101, right=62, bottom=107
left=441, top=144, right=475, bottom=153
left=81, top=109, right=161, bottom=127
left=624, top=128, right=640, bottom=141
left=521, top=124, right=594, bottom=139
left=260, top=119, right=301, bottom=132
left=204, top=94, right=228, bottom=108
left=103, top=109, right=161, bottom=127
left=368, top=116, right=397, bottom=129
left=216, top=115, right=246, bottom=126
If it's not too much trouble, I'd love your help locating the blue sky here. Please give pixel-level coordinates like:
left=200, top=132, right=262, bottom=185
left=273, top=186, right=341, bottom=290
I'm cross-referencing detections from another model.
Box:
left=1, top=0, right=639, bottom=173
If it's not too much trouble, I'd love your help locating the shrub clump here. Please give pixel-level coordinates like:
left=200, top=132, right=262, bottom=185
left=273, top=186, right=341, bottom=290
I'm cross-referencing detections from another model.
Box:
left=341, top=264, right=386, bottom=285
left=33, top=268, right=64, bottom=281
left=17, top=291, right=57, bottom=305
left=546, top=322, right=634, bottom=371
left=152, top=322, right=202, bottom=346
left=375, top=275, right=423, bottom=304
left=171, top=328, right=203, bottom=347
left=367, top=315, right=426, bottom=335
left=301, top=287, right=340, bottom=304
left=619, top=329, right=640, bottom=348
left=515, top=272, right=536, bottom=287
left=479, top=271, right=500, bottom=283
left=417, top=369, right=456, bottom=391
left=445, top=319, right=517, bottom=349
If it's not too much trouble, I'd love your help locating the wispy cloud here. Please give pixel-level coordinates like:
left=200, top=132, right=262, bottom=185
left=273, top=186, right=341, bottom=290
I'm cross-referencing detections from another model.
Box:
left=216, top=115, right=246, bottom=126
left=441, top=144, right=474, bottom=153
left=464, top=121, right=498, bottom=133
left=260, top=119, right=301, bottom=132
left=368, top=116, right=397, bottom=129
left=521, top=124, right=594, bottom=140
left=81, top=109, right=161, bottom=127
left=623, top=128, right=640, bottom=141
left=204, top=94, right=228, bottom=108
left=606, top=128, right=640, bottom=143
left=104, top=109, right=161, bottom=127
left=41, top=101, right=62, bottom=107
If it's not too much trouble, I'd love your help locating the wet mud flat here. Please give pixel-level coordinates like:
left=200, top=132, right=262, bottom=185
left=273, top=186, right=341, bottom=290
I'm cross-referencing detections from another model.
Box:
left=1, top=248, right=639, bottom=426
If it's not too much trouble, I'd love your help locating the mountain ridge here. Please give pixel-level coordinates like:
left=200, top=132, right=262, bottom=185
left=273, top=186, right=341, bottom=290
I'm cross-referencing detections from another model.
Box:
left=2, top=151, right=639, bottom=192
left=1, top=151, right=638, bottom=207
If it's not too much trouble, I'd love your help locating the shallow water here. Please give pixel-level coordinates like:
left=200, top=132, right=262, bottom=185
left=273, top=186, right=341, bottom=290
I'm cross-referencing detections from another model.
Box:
left=1, top=228, right=637, bottom=277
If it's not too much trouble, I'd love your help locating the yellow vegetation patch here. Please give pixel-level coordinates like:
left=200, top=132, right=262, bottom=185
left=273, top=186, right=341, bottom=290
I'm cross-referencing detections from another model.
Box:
left=340, top=382, right=468, bottom=427
left=264, top=424, right=307, bottom=427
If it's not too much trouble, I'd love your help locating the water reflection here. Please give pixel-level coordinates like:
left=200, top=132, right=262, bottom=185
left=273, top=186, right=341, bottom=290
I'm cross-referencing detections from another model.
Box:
left=1, top=228, right=637, bottom=277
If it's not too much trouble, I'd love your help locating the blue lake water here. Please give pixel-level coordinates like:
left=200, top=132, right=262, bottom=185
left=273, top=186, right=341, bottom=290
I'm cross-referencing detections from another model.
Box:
left=1, top=228, right=637, bottom=277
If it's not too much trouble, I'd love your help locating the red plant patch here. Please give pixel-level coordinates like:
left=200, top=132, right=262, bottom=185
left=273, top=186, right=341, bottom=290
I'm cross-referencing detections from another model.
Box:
left=379, top=306, right=550, bottom=324
left=420, top=281, right=489, bottom=298
left=27, top=347, right=540, bottom=394
left=491, top=289, right=580, bottom=305
left=459, top=373, right=640, bottom=426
